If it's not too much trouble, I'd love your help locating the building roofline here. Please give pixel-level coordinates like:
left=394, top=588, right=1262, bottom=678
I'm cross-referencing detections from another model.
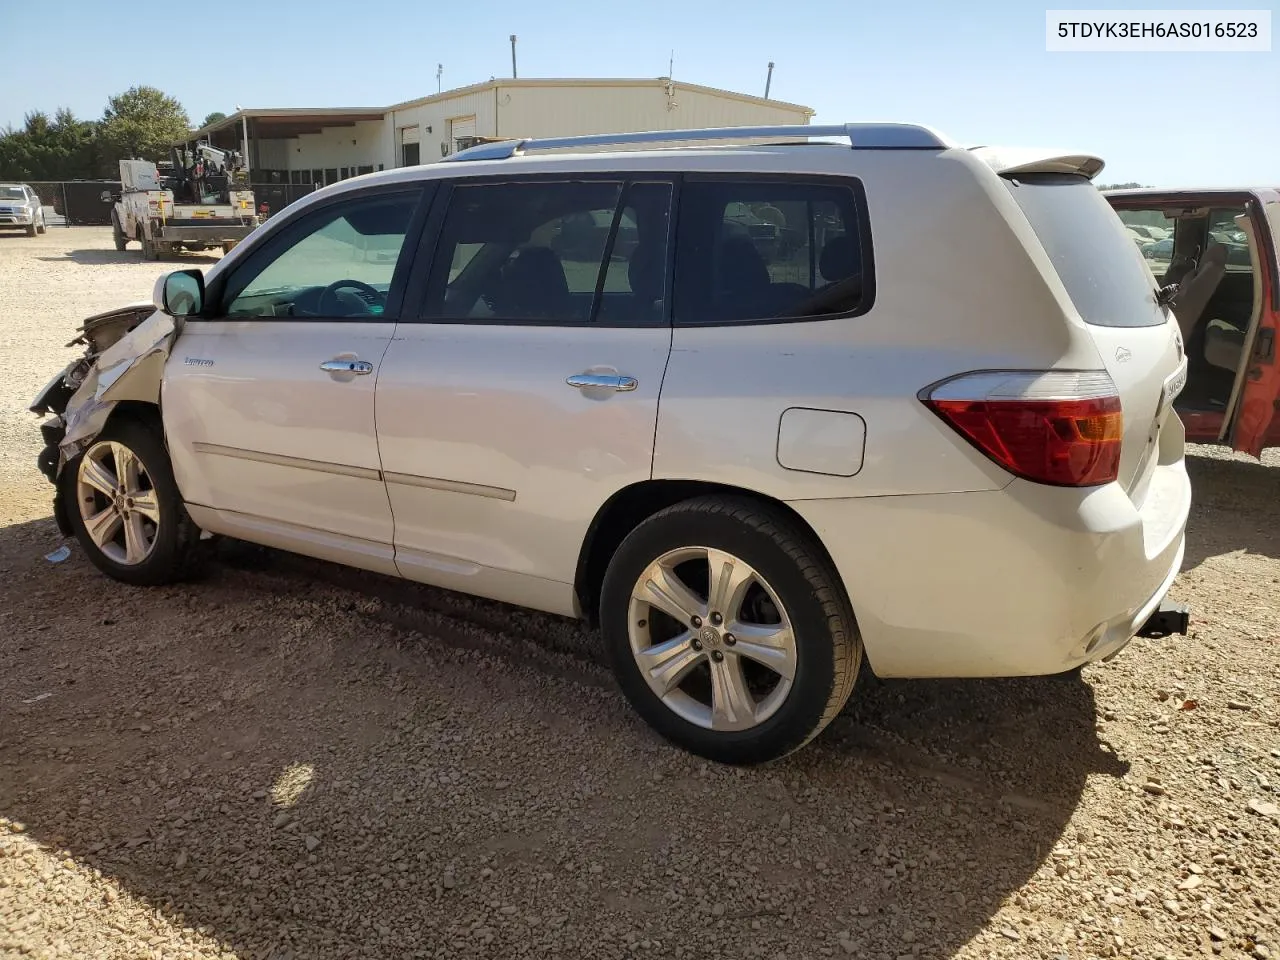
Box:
left=386, top=77, right=813, bottom=116
left=189, top=78, right=814, bottom=143
left=189, top=107, right=385, bottom=141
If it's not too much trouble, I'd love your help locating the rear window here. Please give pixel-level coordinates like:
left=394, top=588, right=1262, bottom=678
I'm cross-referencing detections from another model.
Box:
left=1005, top=174, right=1166, bottom=328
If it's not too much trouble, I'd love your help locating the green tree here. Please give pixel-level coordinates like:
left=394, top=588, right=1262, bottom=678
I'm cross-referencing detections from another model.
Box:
left=201, top=111, right=228, bottom=128
left=0, top=108, right=101, bottom=180
left=99, top=86, right=190, bottom=165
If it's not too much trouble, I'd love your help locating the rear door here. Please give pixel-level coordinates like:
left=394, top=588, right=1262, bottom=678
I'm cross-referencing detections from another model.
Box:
left=1224, top=194, right=1280, bottom=455
left=376, top=175, right=675, bottom=613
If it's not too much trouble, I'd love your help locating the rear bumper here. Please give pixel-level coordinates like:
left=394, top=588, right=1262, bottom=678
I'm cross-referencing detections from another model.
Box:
left=789, top=459, right=1192, bottom=678
left=157, top=224, right=256, bottom=242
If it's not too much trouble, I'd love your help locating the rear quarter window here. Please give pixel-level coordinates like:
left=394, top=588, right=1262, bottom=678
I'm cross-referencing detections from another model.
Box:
left=673, top=177, right=871, bottom=325
left=1006, top=174, right=1167, bottom=328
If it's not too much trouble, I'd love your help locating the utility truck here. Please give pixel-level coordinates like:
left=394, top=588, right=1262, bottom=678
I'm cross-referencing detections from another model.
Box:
left=106, top=143, right=259, bottom=260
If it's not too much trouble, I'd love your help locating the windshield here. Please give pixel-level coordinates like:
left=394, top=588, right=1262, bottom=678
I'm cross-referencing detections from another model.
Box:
left=1005, top=174, right=1167, bottom=328
left=0, top=187, right=25, bottom=200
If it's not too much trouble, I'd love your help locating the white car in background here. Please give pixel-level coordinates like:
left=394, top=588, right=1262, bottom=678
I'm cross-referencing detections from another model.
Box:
left=0, top=183, right=47, bottom=236
left=31, top=123, right=1192, bottom=764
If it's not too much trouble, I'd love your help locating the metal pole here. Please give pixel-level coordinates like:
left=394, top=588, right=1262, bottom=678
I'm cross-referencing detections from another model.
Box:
left=764, top=62, right=775, bottom=99
left=510, top=35, right=517, bottom=78
left=241, top=113, right=250, bottom=176
left=437, top=63, right=443, bottom=93
left=62, top=182, right=69, bottom=228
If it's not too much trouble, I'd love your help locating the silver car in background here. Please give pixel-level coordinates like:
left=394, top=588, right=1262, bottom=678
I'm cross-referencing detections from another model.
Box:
left=0, top=183, right=47, bottom=236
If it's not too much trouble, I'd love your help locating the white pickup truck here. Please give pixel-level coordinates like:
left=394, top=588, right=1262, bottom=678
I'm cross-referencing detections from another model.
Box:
left=107, top=157, right=259, bottom=260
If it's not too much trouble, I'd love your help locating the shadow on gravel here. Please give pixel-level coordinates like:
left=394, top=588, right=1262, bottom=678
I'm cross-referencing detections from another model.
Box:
left=0, top=524, right=1114, bottom=959
left=35, top=249, right=220, bottom=266
left=1183, top=450, right=1280, bottom=569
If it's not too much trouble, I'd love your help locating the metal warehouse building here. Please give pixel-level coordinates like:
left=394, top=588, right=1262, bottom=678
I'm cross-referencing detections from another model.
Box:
left=193, top=78, right=813, bottom=190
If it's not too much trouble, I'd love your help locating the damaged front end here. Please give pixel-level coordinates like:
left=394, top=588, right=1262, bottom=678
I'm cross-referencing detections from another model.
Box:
left=29, top=301, right=179, bottom=534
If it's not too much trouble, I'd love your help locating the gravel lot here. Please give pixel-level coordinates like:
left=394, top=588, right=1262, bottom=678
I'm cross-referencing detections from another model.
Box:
left=1, top=228, right=1277, bottom=960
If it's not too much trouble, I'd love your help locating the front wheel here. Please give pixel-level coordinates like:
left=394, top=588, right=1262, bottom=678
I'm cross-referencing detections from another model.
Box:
left=25, top=221, right=36, bottom=237
left=600, top=496, right=862, bottom=764
left=36, top=211, right=46, bottom=235
left=60, top=419, right=205, bottom=586
left=111, top=212, right=127, bottom=250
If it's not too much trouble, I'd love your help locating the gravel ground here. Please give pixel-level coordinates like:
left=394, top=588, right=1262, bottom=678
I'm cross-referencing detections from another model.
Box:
left=1, top=229, right=1277, bottom=960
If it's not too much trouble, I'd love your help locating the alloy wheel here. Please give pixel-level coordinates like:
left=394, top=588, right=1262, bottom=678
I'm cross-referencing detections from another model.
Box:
left=627, top=546, right=797, bottom=731
left=75, top=440, right=161, bottom=566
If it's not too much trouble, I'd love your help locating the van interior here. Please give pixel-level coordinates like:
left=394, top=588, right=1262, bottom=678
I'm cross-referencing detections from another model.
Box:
left=1114, top=201, right=1261, bottom=414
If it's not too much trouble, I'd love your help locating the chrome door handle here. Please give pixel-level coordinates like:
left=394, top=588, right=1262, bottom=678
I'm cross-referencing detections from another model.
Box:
left=566, top=373, right=638, bottom=392
left=320, top=359, right=373, bottom=375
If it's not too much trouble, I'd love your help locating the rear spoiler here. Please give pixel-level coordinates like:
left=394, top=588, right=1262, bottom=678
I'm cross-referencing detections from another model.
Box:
left=967, top=146, right=1105, bottom=181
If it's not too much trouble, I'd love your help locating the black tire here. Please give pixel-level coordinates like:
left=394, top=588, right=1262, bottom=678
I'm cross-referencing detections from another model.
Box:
left=140, top=228, right=158, bottom=261
left=111, top=211, right=127, bottom=250
left=36, top=212, right=46, bottom=235
left=600, top=495, right=862, bottom=764
left=60, top=418, right=205, bottom=586
left=25, top=221, right=36, bottom=237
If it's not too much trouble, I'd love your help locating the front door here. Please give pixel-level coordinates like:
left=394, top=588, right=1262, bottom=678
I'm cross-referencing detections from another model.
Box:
left=376, top=176, right=675, bottom=614
left=163, top=185, right=430, bottom=573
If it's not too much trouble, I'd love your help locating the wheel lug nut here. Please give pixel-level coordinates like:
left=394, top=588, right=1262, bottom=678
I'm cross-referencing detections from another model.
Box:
left=724, top=634, right=736, bottom=646
left=691, top=616, right=702, bottom=628
left=710, top=612, right=722, bottom=625
left=691, top=639, right=703, bottom=651
left=711, top=650, right=724, bottom=662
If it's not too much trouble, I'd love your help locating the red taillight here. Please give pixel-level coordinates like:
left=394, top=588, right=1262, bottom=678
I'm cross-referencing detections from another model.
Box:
left=923, top=371, right=1123, bottom=487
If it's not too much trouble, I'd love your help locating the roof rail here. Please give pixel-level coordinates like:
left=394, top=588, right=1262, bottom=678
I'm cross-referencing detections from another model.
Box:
left=442, top=122, right=952, bottom=163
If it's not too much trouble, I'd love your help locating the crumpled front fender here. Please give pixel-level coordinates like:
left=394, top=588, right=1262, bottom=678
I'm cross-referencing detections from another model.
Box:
left=58, top=309, right=179, bottom=467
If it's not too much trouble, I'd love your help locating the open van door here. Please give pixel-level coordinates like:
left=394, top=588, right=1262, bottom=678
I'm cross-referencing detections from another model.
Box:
left=1223, top=194, right=1280, bottom=457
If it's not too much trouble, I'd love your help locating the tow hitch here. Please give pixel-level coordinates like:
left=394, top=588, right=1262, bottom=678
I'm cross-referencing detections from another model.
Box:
left=1136, top=601, right=1190, bottom=639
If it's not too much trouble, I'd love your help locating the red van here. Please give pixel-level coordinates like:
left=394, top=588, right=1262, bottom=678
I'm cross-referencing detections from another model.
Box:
left=1104, top=187, right=1280, bottom=456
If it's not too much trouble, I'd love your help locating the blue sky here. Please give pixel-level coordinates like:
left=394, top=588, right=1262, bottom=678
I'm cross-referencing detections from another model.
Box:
left=1, top=0, right=1275, bottom=185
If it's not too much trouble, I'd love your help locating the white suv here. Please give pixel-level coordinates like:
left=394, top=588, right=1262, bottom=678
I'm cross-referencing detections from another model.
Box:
left=31, top=123, right=1192, bottom=764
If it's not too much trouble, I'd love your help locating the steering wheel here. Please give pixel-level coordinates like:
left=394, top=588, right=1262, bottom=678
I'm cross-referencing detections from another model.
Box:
left=317, top=279, right=385, bottom=316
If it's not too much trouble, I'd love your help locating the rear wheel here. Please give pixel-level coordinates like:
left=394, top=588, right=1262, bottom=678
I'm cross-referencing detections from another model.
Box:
left=600, top=496, right=862, bottom=764
left=60, top=419, right=204, bottom=586
left=140, top=229, right=158, bottom=261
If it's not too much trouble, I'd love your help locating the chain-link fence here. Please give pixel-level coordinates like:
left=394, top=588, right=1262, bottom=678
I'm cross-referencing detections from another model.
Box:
left=22, top=180, right=319, bottom=227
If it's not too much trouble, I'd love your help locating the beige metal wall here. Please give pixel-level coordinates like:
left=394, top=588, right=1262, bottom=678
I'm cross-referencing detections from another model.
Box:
left=384, top=88, right=498, bottom=165
left=495, top=83, right=810, bottom=140
left=380, top=81, right=811, bottom=165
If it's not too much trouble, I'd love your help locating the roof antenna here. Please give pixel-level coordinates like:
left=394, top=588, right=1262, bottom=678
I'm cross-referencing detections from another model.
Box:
left=764, top=61, right=775, bottom=99
left=436, top=63, right=443, bottom=93
left=510, top=34, right=518, bottom=79
left=668, top=50, right=674, bottom=78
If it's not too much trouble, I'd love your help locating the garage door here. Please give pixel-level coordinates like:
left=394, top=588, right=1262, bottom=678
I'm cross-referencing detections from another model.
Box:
left=449, top=116, right=477, bottom=154
left=399, top=125, right=420, bottom=167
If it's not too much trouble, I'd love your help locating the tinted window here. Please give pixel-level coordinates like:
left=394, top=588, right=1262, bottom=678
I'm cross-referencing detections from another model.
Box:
left=221, top=191, right=420, bottom=319
left=1114, top=208, right=1176, bottom=275
left=422, top=179, right=673, bottom=325
left=1007, top=175, right=1165, bottom=328
left=674, top=179, right=867, bottom=324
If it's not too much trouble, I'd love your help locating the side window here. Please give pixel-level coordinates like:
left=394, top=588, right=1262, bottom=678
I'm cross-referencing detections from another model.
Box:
left=1207, top=207, right=1253, bottom=272
left=421, top=179, right=672, bottom=325
left=1114, top=208, right=1176, bottom=273
left=674, top=179, right=868, bottom=324
left=220, top=190, right=421, bottom=319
